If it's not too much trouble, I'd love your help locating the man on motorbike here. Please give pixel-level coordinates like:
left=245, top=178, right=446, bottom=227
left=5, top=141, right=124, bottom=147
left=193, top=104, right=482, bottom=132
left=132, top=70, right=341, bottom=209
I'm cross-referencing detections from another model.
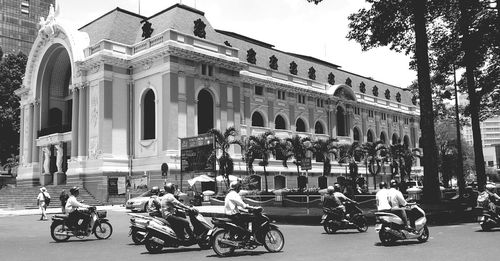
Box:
left=65, top=187, right=90, bottom=232
left=224, top=180, right=256, bottom=237
left=376, top=182, right=391, bottom=212
left=485, top=184, right=500, bottom=215
left=160, top=183, right=195, bottom=241
left=323, top=184, right=356, bottom=223
left=387, top=180, right=413, bottom=232
left=147, top=186, right=162, bottom=218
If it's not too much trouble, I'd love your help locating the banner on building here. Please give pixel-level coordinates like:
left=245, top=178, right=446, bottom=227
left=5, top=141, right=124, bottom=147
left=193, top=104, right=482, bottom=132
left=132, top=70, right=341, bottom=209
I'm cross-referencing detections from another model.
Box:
left=181, top=133, right=216, bottom=174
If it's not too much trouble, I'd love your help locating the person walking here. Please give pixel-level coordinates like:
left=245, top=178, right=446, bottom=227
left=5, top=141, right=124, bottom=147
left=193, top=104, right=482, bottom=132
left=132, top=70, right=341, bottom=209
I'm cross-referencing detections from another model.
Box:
left=59, top=190, right=69, bottom=214
left=37, top=187, right=51, bottom=220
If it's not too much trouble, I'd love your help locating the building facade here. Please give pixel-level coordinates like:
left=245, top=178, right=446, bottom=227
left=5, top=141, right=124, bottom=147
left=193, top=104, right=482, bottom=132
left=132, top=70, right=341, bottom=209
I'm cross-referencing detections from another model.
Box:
left=0, top=0, right=54, bottom=56
left=463, top=116, right=500, bottom=168
left=15, top=4, right=420, bottom=202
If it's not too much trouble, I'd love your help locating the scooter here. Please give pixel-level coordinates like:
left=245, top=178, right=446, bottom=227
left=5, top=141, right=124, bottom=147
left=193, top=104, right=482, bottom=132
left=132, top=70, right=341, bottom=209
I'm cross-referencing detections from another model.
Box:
left=51, top=206, right=113, bottom=242
left=321, top=201, right=368, bottom=234
left=211, top=207, right=285, bottom=257
left=477, top=206, right=500, bottom=231
left=143, top=208, right=212, bottom=253
left=374, top=203, right=429, bottom=245
left=128, top=213, right=164, bottom=244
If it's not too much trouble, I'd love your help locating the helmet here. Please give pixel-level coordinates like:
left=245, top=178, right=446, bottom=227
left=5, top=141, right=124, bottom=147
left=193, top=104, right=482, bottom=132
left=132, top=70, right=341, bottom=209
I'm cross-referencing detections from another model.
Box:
left=69, top=186, right=80, bottom=195
left=390, top=180, right=398, bottom=188
left=151, top=186, right=159, bottom=195
left=379, top=182, right=387, bottom=189
left=164, top=183, right=175, bottom=194
left=327, top=186, right=334, bottom=194
left=333, top=183, right=341, bottom=192
left=230, top=180, right=242, bottom=191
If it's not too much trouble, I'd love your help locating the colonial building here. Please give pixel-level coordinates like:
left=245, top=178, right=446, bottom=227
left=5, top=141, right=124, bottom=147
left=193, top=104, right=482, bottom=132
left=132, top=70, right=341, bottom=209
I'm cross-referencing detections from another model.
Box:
left=15, top=4, right=420, bottom=202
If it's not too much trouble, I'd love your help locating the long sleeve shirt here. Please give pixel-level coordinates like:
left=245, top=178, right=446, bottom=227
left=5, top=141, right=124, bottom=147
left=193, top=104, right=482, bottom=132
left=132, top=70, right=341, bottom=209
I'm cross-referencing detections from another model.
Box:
left=65, top=195, right=86, bottom=213
left=224, top=190, right=248, bottom=215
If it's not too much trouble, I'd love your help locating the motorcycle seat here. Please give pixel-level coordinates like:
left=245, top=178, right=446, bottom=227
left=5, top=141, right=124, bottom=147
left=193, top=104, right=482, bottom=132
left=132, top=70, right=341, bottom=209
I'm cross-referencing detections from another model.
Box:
left=54, top=214, right=69, bottom=219
left=212, top=217, right=233, bottom=223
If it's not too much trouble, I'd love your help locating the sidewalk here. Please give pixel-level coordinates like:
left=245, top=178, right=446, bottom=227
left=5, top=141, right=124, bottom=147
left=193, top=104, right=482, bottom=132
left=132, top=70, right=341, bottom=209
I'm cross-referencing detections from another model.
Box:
left=0, top=205, right=125, bottom=217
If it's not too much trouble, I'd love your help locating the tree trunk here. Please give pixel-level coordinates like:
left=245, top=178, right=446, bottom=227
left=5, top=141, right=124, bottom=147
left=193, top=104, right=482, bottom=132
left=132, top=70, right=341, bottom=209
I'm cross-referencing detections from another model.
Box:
left=413, top=0, right=441, bottom=203
left=459, top=0, right=487, bottom=191
left=263, top=166, right=268, bottom=192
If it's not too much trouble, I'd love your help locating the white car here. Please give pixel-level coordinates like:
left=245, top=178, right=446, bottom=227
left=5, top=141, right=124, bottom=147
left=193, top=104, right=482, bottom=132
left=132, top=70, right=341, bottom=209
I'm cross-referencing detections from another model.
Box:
left=125, top=190, right=154, bottom=212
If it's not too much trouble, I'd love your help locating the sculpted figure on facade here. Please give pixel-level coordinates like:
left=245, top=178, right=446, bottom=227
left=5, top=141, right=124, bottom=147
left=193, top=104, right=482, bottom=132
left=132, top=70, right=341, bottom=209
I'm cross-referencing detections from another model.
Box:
left=55, top=143, right=64, bottom=173
left=42, top=146, right=51, bottom=174
left=38, top=4, right=60, bottom=38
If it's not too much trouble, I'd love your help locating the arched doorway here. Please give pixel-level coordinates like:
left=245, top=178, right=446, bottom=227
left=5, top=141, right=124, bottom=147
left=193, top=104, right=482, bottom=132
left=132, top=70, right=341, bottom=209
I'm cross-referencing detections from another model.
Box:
left=367, top=129, right=374, bottom=142
left=353, top=127, right=361, bottom=142
left=380, top=132, right=387, bottom=144
left=404, top=135, right=410, bottom=147
left=314, top=121, right=324, bottom=134
left=392, top=133, right=399, bottom=145
left=251, top=111, right=265, bottom=127
left=296, top=118, right=306, bottom=132
left=197, top=89, right=214, bottom=134
left=336, top=106, right=346, bottom=136
left=275, top=115, right=286, bottom=129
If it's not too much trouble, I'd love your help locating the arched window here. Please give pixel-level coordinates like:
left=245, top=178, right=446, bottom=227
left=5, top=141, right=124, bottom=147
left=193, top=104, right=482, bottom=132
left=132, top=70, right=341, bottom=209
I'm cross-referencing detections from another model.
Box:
left=404, top=135, right=410, bottom=147
left=314, top=121, right=324, bottom=134
left=296, top=118, right=306, bottom=132
left=143, top=89, right=156, bottom=140
left=392, top=133, right=399, bottom=145
left=275, top=115, right=286, bottom=130
left=353, top=127, right=360, bottom=142
left=274, top=175, right=286, bottom=190
left=197, top=89, right=214, bottom=134
left=380, top=132, right=387, bottom=144
left=337, top=106, right=346, bottom=136
left=367, top=129, right=374, bottom=142
left=251, top=111, right=265, bottom=127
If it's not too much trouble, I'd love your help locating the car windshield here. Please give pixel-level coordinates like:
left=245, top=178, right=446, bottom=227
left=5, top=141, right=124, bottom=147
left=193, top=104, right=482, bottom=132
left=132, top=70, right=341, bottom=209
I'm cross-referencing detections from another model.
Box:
left=138, top=191, right=152, bottom=197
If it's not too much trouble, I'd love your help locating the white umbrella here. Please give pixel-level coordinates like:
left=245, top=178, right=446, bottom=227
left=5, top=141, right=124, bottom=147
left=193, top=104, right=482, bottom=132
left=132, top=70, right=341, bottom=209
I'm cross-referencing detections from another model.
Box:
left=187, top=174, right=214, bottom=187
left=216, top=175, right=240, bottom=183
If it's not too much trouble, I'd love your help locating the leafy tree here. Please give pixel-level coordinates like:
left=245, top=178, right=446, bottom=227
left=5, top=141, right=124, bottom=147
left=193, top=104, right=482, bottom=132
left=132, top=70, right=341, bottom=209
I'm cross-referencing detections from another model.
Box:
left=208, top=127, right=242, bottom=190
left=0, top=50, right=27, bottom=165
left=311, top=138, right=339, bottom=176
left=246, top=131, right=279, bottom=192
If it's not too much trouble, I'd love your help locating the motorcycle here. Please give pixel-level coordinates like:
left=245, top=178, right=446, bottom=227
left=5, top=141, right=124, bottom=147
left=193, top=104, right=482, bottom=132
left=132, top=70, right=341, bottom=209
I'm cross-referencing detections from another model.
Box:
left=211, top=207, right=285, bottom=257
left=374, top=203, right=429, bottom=245
left=321, top=201, right=368, bottom=234
left=477, top=206, right=500, bottom=231
left=143, top=208, right=212, bottom=253
left=50, top=206, right=113, bottom=242
left=128, top=213, right=164, bottom=244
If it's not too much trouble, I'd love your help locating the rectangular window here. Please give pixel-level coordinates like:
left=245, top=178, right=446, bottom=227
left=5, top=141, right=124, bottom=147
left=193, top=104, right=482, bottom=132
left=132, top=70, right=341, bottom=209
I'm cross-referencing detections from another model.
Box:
left=316, top=99, right=324, bottom=107
left=368, top=110, right=374, bottom=118
left=208, top=65, right=213, bottom=76
left=277, top=90, right=286, bottom=100
left=201, top=64, right=207, bottom=75
left=381, top=113, right=386, bottom=120
left=298, top=95, right=306, bottom=104
left=393, top=115, right=398, bottom=122
left=255, top=86, right=264, bottom=96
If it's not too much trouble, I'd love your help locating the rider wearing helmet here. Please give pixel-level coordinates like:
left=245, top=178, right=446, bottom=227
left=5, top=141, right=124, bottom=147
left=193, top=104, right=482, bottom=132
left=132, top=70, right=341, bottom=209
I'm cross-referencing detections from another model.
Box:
left=65, top=186, right=90, bottom=232
left=376, top=182, right=391, bottom=212
left=485, top=183, right=500, bottom=214
left=159, top=183, right=195, bottom=241
left=224, top=180, right=255, bottom=236
left=387, top=180, right=412, bottom=231
left=322, top=183, right=356, bottom=222
left=147, top=186, right=162, bottom=217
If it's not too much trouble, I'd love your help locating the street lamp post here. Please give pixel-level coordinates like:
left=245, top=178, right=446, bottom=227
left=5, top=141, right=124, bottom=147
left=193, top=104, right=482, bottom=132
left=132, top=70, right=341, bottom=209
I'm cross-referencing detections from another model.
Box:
left=452, top=65, right=466, bottom=197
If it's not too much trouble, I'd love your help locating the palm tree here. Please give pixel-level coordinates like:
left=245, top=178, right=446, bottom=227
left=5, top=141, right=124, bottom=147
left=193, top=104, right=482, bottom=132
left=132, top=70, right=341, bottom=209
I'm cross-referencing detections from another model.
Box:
left=208, top=127, right=242, bottom=190
left=361, top=141, right=388, bottom=190
left=389, top=141, right=419, bottom=183
left=338, top=142, right=364, bottom=181
left=279, top=135, right=312, bottom=177
left=311, top=138, right=339, bottom=177
left=246, top=131, right=280, bottom=192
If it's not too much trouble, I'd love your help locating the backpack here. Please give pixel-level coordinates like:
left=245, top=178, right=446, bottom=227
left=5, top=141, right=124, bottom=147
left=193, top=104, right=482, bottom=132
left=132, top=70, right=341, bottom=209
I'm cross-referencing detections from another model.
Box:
left=477, top=191, right=490, bottom=208
left=42, top=192, right=51, bottom=206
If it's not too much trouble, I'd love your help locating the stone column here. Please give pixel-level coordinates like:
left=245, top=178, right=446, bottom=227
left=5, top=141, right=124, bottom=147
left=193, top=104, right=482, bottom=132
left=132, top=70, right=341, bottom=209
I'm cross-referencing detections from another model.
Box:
left=19, top=105, right=24, bottom=165
left=78, top=85, right=87, bottom=157
left=26, top=103, right=34, bottom=163
left=71, top=88, right=79, bottom=159
left=32, top=100, right=40, bottom=162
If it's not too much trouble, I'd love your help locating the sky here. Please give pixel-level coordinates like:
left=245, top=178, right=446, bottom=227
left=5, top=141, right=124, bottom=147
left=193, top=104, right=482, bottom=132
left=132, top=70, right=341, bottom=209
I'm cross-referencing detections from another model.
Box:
left=55, top=0, right=416, bottom=89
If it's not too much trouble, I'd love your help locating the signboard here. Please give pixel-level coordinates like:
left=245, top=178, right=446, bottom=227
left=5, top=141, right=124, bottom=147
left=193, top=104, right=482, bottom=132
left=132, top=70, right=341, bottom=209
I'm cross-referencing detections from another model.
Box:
left=117, top=177, right=126, bottom=195
left=301, top=157, right=312, bottom=171
left=181, top=133, right=215, bottom=173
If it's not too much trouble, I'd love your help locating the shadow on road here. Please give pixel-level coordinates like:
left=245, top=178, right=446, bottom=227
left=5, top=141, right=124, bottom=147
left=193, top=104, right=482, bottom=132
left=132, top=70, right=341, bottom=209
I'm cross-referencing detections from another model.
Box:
left=206, top=250, right=269, bottom=258
left=140, top=247, right=206, bottom=255
left=374, top=241, right=424, bottom=247
left=49, top=238, right=101, bottom=244
left=475, top=229, right=500, bottom=233
left=321, top=231, right=362, bottom=235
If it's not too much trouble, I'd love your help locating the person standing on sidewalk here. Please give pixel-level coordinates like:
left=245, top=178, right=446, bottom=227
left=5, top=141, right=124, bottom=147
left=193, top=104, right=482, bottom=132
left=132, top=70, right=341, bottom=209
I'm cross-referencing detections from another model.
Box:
left=37, top=187, right=51, bottom=220
left=59, top=190, right=69, bottom=214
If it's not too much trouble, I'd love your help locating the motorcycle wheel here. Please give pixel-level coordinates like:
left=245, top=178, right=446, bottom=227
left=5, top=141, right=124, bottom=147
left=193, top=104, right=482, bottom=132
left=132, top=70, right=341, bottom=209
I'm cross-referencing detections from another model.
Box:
left=131, top=228, right=144, bottom=244
left=94, top=221, right=113, bottom=239
left=51, top=223, right=70, bottom=242
left=417, top=225, right=429, bottom=242
left=263, top=228, right=285, bottom=253
left=379, top=225, right=396, bottom=245
left=323, top=223, right=337, bottom=234
left=212, top=229, right=235, bottom=257
left=354, top=216, right=368, bottom=232
left=145, top=237, right=163, bottom=254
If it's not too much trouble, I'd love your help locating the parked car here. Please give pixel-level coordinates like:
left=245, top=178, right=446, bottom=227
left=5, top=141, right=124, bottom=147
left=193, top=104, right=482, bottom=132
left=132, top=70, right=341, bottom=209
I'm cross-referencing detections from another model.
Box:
left=126, top=190, right=154, bottom=212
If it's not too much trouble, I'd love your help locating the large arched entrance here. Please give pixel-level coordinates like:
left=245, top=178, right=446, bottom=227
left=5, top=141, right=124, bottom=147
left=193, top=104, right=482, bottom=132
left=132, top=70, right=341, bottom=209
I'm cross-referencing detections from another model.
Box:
left=197, top=89, right=214, bottom=134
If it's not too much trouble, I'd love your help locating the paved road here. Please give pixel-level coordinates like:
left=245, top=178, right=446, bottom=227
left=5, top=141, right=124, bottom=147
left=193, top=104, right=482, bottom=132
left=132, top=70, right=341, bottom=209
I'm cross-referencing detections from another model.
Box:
left=1, top=209, right=499, bottom=261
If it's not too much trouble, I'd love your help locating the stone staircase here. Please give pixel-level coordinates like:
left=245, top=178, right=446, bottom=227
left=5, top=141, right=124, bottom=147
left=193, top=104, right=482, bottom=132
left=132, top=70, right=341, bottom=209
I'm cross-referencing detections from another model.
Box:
left=0, top=185, right=101, bottom=210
